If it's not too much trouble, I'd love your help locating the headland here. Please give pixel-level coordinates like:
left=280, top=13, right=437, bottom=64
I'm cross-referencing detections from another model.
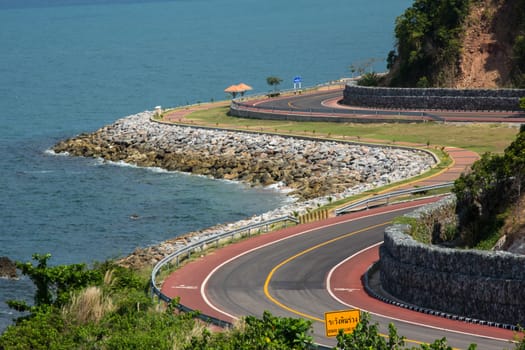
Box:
left=52, top=110, right=436, bottom=268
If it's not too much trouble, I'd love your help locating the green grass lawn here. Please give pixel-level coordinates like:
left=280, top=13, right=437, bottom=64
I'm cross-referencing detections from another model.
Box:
left=172, top=105, right=519, bottom=154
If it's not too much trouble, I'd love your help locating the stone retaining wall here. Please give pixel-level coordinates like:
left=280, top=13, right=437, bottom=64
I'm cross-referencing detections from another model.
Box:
left=379, top=198, right=525, bottom=326
left=229, top=103, right=429, bottom=124
left=343, top=85, right=525, bottom=111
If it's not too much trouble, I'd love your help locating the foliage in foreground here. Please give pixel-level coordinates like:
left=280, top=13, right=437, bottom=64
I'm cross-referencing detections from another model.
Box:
left=1, top=254, right=197, bottom=350
left=2, top=255, right=525, bottom=349
left=186, top=311, right=313, bottom=350
left=335, top=313, right=482, bottom=350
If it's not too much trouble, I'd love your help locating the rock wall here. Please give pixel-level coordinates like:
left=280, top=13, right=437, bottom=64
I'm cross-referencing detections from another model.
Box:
left=52, top=111, right=436, bottom=200
left=343, top=85, right=525, bottom=111
left=0, top=257, right=17, bottom=279
left=380, top=198, right=525, bottom=326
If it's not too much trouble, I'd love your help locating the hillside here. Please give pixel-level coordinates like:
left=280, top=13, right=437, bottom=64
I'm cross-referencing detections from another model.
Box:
left=456, top=0, right=518, bottom=87
left=387, top=0, right=525, bottom=88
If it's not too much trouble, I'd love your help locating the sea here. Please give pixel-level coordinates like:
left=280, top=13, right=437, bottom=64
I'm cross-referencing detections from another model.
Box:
left=0, top=0, right=412, bottom=332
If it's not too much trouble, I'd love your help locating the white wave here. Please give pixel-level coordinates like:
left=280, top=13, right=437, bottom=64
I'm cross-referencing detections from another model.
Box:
left=94, top=158, right=170, bottom=174
left=265, top=182, right=295, bottom=194
left=20, top=170, right=54, bottom=175
left=0, top=276, right=19, bottom=281
left=45, top=149, right=68, bottom=156
left=97, top=159, right=290, bottom=195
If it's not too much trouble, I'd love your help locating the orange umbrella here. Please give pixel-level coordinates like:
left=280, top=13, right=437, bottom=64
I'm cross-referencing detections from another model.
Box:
left=236, top=83, right=252, bottom=92
left=224, top=84, right=242, bottom=93
left=225, top=83, right=253, bottom=98
left=224, top=84, right=242, bottom=98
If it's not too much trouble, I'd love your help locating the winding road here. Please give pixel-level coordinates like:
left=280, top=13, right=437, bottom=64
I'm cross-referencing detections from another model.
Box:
left=161, top=88, right=521, bottom=349
left=236, top=87, right=525, bottom=123
left=162, top=201, right=516, bottom=349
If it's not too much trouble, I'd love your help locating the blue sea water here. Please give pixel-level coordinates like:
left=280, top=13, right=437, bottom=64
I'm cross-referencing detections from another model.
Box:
left=0, top=0, right=412, bottom=332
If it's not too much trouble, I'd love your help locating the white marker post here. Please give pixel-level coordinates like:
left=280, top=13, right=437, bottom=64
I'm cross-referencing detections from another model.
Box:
left=293, top=76, right=302, bottom=91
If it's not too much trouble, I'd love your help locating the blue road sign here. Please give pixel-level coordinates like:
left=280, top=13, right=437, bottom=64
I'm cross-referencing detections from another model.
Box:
left=293, top=76, right=302, bottom=83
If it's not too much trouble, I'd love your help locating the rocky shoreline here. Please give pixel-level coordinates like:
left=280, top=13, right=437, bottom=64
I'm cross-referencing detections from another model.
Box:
left=53, top=111, right=437, bottom=269
left=0, top=257, right=17, bottom=279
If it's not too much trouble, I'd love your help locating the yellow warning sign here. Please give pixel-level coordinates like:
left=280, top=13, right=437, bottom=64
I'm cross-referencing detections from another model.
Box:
left=324, top=309, right=360, bottom=337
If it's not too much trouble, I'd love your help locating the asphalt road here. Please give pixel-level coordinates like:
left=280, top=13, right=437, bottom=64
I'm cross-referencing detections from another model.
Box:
left=245, top=88, right=525, bottom=123
left=253, top=90, right=343, bottom=111
left=204, top=204, right=516, bottom=349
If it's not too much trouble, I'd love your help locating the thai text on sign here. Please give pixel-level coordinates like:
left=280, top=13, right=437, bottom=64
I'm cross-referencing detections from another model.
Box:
left=324, top=309, right=360, bottom=337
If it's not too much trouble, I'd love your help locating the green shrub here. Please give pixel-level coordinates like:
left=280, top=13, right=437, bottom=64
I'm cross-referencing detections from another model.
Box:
left=186, top=311, right=313, bottom=349
left=357, top=72, right=381, bottom=86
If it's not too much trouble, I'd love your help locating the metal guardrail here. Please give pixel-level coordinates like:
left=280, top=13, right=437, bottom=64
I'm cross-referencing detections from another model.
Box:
left=150, top=215, right=300, bottom=327
left=334, top=182, right=454, bottom=215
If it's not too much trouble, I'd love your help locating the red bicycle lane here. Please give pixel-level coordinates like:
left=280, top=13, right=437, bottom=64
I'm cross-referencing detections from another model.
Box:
left=328, top=245, right=517, bottom=342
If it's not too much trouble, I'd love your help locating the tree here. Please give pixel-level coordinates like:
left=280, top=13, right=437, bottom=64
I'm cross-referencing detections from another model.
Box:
left=520, top=97, right=525, bottom=110
left=266, top=76, right=283, bottom=92
left=349, top=58, right=378, bottom=77
left=386, top=50, right=397, bottom=70
left=357, top=72, right=381, bottom=86
left=512, top=36, right=525, bottom=87
left=7, top=253, right=102, bottom=311
left=336, top=313, right=405, bottom=350
left=186, top=311, right=313, bottom=349
left=389, top=0, right=470, bottom=86
left=349, top=64, right=357, bottom=77
left=453, top=128, right=525, bottom=247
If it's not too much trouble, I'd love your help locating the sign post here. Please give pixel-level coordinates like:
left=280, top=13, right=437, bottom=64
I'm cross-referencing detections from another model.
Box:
left=324, top=309, right=360, bottom=337
left=293, top=76, right=302, bottom=90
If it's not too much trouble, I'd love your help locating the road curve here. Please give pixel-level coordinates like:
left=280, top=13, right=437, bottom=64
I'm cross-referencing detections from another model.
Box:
left=238, top=87, right=525, bottom=123
left=162, top=200, right=517, bottom=349
left=159, top=92, right=520, bottom=348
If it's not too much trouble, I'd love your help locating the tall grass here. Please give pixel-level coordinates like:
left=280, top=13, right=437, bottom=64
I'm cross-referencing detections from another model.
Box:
left=62, top=286, right=115, bottom=325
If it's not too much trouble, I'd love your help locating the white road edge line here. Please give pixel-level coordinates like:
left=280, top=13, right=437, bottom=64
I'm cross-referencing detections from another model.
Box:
left=200, top=203, right=429, bottom=322
left=325, top=241, right=513, bottom=344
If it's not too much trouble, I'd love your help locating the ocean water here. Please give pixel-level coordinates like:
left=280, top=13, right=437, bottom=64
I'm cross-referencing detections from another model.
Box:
left=0, top=0, right=412, bottom=332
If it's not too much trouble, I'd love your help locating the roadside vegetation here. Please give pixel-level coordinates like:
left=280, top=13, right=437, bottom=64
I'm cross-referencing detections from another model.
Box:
left=266, top=76, right=283, bottom=97
left=2, top=253, right=524, bottom=349
left=453, top=126, right=525, bottom=248
left=394, top=127, right=525, bottom=250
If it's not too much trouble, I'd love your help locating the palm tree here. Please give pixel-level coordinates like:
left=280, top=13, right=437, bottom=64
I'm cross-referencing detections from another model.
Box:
left=266, top=76, right=283, bottom=92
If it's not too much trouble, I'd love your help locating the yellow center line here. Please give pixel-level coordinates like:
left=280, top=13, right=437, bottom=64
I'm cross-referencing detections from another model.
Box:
left=263, top=221, right=389, bottom=323
left=263, top=220, right=435, bottom=348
